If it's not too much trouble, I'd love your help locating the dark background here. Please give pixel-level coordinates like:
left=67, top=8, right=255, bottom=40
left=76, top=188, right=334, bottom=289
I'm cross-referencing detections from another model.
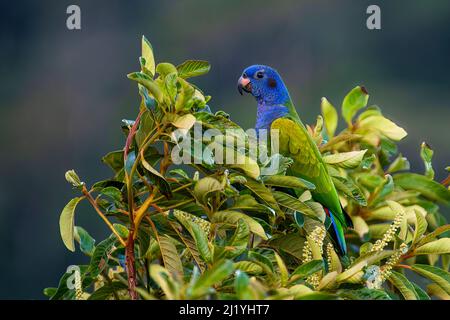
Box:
left=0, top=1, right=449, bottom=299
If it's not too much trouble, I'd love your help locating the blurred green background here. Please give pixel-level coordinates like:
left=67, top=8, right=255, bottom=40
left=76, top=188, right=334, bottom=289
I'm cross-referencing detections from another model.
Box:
left=0, top=0, right=449, bottom=299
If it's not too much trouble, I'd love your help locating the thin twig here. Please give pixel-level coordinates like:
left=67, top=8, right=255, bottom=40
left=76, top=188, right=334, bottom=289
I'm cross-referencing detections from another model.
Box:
left=82, top=186, right=126, bottom=247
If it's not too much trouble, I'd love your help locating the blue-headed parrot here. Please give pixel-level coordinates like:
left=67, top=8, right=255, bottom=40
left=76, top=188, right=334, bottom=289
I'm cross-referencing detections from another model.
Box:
left=238, top=65, right=353, bottom=255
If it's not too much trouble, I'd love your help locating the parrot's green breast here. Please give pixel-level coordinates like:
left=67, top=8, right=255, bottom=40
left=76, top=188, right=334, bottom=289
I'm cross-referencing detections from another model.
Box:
left=271, top=116, right=345, bottom=222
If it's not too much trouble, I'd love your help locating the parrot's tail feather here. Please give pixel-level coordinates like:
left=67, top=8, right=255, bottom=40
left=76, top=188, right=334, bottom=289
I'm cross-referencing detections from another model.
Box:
left=342, top=206, right=354, bottom=229
left=325, top=208, right=347, bottom=256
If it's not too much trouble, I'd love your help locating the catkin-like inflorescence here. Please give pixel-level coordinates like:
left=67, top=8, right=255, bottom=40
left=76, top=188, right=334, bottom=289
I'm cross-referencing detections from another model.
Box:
left=370, top=208, right=405, bottom=253
left=364, top=243, right=408, bottom=289
left=326, top=243, right=334, bottom=270
left=310, top=225, right=326, bottom=254
left=74, top=271, right=84, bottom=300
left=380, top=243, right=409, bottom=281
left=302, top=244, right=312, bottom=263
left=174, top=209, right=211, bottom=234
left=303, top=226, right=326, bottom=289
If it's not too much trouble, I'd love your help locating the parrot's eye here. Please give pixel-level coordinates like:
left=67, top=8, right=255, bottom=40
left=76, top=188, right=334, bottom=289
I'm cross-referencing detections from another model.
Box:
left=255, top=71, right=264, bottom=79
left=242, top=72, right=248, bottom=79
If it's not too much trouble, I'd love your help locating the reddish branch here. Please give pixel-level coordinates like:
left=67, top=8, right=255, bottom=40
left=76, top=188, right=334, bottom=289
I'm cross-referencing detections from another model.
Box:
left=122, top=110, right=144, bottom=300
left=124, top=109, right=144, bottom=158
left=125, top=230, right=138, bottom=300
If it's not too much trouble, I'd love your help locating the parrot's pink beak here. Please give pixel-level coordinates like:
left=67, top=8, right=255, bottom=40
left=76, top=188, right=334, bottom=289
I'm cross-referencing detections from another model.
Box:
left=237, top=76, right=252, bottom=95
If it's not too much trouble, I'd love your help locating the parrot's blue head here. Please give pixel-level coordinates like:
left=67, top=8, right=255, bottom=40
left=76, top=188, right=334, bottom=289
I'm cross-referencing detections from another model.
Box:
left=238, top=65, right=289, bottom=105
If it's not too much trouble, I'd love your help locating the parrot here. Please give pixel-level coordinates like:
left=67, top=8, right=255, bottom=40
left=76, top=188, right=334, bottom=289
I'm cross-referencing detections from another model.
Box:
left=237, top=65, right=353, bottom=255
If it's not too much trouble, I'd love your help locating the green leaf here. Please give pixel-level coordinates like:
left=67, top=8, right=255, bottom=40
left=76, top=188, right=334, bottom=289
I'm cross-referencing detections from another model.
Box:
left=43, top=287, right=57, bottom=298
left=321, top=97, right=338, bottom=137
left=171, top=113, right=196, bottom=130
left=149, top=264, right=179, bottom=300
left=165, top=73, right=178, bottom=103
left=102, top=150, right=124, bottom=173
left=356, top=105, right=381, bottom=120
left=263, top=175, right=315, bottom=190
left=59, top=197, right=84, bottom=252
left=174, top=229, right=205, bottom=272
left=394, top=173, right=450, bottom=205
left=412, top=209, right=428, bottom=246
left=427, top=283, right=450, bottom=300
left=294, top=211, right=305, bottom=228
left=359, top=115, right=407, bottom=141
left=387, top=154, right=410, bottom=173
left=88, top=236, right=117, bottom=277
left=371, top=174, right=395, bottom=206
left=91, top=180, right=124, bottom=192
left=127, top=72, right=163, bottom=102
left=411, top=282, right=431, bottom=300
left=190, top=260, right=234, bottom=298
left=175, top=212, right=212, bottom=263
left=411, top=264, right=450, bottom=295
left=74, top=226, right=95, bottom=256
left=141, top=154, right=171, bottom=197
left=177, top=60, right=211, bottom=79
left=135, top=110, right=155, bottom=147
left=175, top=78, right=195, bottom=111
left=193, top=177, right=223, bottom=205
left=352, top=249, right=394, bottom=267
left=320, top=133, right=362, bottom=152
left=190, top=222, right=212, bottom=263
left=138, top=84, right=157, bottom=110
left=338, top=288, right=391, bottom=300
left=248, top=251, right=275, bottom=275
left=231, top=194, right=275, bottom=216
left=420, top=142, right=435, bottom=179
left=274, top=252, right=289, bottom=286
left=360, top=153, right=376, bottom=170
left=141, top=35, right=155, bottom=75
left=125, top=150, right=136, bottom=176
left=157, top=235, right=184, bottom=277
left=234, top=261, right=263, bottom=274
left=223, top=146, right=261, bottom=179
left=323, top=150, right=367, bottom=169
left=88, top=282, right=127, bottom=300
left=212, top=210, right=268, bottom=240
left=352, top=216, right=369, bottom=239
left=156, top=62, right=177, bottom=77
left=295, top=292, right=338, bottom=300
left=268, top=233, right=306, bottom=260
left=336, top=260, right=368, bottom=283
left=388, top=271, right=418, bottom=300
left=224, top=219, right=250, bottom=258
left=100, top=186, right=122, bottom=203
left=291, top=260, right=324, bottom=279
left=234, top=271, right=255, bottom=299
left=418, top=225, right=450, bottom=246
left=331, top=176, right=367, bottom=206
left=272, top=191, right=321, bottom=221
left=415, top=238, right=450, bottom=255
left=243, top=178, right=283, bottom=216
left=342, top=86, right=369, bottom=126
left=194, top=111, right=243, bottom=132
left=113, top=223, right=129, bottom=239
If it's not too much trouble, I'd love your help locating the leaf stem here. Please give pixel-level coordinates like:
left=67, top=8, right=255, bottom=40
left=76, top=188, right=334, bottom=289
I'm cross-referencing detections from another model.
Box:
left=152, top=182, right=193, bottom=203
left=123, top=123, right=168, bottom=300
left=81, top=186, right=126, bottom=247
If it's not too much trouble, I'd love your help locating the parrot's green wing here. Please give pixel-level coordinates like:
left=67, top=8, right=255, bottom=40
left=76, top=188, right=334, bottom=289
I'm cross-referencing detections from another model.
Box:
left=271, top=117, right=347, bottom=226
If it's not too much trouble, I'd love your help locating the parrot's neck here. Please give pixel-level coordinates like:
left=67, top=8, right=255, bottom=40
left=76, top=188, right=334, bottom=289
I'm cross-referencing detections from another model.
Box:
left=255, top=102, right=288, bottom=130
